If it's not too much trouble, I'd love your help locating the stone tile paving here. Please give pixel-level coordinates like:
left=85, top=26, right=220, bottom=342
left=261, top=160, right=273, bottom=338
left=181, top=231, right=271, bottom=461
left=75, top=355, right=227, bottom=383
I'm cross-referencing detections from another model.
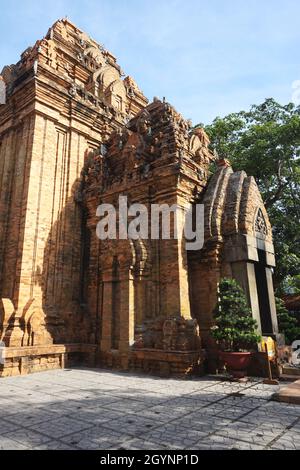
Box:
left=0, top=368, right=299, bottom=450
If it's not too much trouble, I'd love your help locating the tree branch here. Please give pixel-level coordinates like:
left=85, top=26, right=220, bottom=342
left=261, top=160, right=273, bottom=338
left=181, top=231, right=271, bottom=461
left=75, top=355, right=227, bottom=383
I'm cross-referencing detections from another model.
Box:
left=263, top=160, right=290, bottom=208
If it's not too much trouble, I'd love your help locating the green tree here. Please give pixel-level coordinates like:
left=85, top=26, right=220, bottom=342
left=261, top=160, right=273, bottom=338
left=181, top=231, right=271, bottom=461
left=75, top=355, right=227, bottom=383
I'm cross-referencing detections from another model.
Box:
left=211, top=278, right=261, bottom=352
left=276, top=297, right=300, bottom=345
left=202, top=99, right=300, bottom=292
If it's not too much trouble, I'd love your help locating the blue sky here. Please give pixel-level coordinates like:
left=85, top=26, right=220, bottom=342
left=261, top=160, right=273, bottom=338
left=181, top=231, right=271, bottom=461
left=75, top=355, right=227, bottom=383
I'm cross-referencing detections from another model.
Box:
left=0, top=0, right=299, bottom=123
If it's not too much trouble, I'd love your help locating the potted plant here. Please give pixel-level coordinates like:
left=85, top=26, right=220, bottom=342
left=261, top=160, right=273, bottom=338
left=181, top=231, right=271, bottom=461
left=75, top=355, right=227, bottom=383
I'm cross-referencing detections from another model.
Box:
left=211, top=278, right=261, bottom=378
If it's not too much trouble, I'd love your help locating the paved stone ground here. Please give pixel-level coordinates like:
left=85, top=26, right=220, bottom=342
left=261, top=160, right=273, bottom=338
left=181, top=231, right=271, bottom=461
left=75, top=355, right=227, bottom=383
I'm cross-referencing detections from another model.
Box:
left=0, top=368, right=299, bottom=450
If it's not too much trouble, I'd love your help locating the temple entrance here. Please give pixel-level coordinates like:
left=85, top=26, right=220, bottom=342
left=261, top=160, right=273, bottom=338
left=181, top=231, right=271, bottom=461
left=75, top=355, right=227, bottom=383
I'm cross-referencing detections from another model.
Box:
left=254, top=249, right=273, bottom=335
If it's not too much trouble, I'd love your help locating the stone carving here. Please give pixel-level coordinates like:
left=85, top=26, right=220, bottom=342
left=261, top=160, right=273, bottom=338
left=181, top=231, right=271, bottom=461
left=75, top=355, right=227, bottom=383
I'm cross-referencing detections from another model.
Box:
left=123, top=136, right=140, bottom=171
left=80, top=149, right=105, bottom=188
left=83, top=99, right=216, bottom=190
left=133, top=316, right=201, bottom=352
left=89, top=64, right=130, bottom=113
left=68, top=84, right=77, bottom=97
left=63, top=59, right=72, bottom=76
left=57, top=20, right=71, bottom=42
left=124, top=75, right=146, bottom=99
left=136, top=109, right=152, bottom=135
left=193, top=127, right=210, bottom=147
left=106, top=79, right=127, bottom=112
left=94, top=66, right=119, bottom=90
left=189, top=127, right=215, bottom=165
left=163, top=318, right=178, bottom=350
left=255, top=208, right=268, bottom=237
left=83, top=45, right=106, bottom=66
left=177, top=318, right=201, bottom=351
left=45, top=39, right=57, bottom=68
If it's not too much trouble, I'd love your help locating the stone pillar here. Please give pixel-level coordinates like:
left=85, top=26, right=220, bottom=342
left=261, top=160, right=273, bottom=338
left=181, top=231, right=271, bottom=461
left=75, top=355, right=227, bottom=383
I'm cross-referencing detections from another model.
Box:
left=176, top=200, right=192, bottom=319
left=134, top=275, right=146, bottom=326
left=231, top=261, right=262, bottom=333
left=189, top=243, right=222, bottom=345
left=246, top=263, right=262, bottom=332
left=100, top=270, right=113, bottom=352
left=158, top=199, right=192, bottom=320
left=118, top=269, right=135, bottom=352
left=266, top=267, right=279, bottom=334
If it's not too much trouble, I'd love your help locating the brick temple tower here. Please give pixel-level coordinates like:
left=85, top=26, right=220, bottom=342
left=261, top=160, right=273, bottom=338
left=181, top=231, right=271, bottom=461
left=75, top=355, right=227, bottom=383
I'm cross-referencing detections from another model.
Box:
left=0, top=19, right=278, bottom=377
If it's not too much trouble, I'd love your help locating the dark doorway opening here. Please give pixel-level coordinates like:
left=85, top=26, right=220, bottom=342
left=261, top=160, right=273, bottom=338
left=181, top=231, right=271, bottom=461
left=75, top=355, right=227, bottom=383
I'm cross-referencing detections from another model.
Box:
left=254, top=249, right=273, bottom=334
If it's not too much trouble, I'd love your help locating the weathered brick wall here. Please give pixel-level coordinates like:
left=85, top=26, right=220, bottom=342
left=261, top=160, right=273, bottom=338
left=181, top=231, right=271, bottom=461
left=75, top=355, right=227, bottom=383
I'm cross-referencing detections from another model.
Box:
left=0, top=116, right=31, bottom=295
left=0, top=18, right=147, bottom=351
left=83, top=100, right=214, bottom=368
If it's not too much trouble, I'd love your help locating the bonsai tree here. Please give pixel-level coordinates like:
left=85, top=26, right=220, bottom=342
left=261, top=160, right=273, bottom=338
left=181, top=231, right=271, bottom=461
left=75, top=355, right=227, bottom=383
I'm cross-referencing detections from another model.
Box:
left=211, top=278, right=261, bottom=352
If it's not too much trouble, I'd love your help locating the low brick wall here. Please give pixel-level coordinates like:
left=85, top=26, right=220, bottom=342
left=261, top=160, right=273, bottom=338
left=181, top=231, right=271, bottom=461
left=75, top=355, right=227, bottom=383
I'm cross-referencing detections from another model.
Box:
left=0, top=344, right=97, bottom=377
left=98, top=348, right=206, bottom=378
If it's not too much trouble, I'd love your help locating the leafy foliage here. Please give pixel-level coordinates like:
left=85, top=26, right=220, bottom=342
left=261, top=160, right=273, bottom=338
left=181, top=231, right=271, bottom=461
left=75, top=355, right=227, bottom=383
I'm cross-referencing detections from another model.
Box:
left=280, top=275, right=300, bottom=295
left=201, top=99, right=300, bottom=292
left=276, top=297, right=300, bottom=345
left=211, top=278, right=261, bottom=352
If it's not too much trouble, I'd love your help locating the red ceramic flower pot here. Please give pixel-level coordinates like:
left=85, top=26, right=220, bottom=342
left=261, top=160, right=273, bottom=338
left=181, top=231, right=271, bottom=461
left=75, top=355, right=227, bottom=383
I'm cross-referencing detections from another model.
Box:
left=219, top=351, right=252, bottom=379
